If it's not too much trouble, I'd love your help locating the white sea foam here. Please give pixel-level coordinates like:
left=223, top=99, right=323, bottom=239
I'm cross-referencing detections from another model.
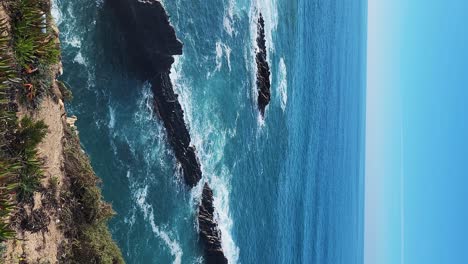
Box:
left=170, top=57, right=194, bottom=133
left=257, top=112, right=266, bottom=127
left=133, top=83, right=172, bottom=169
left=73, top=51, right=86, bottom=66
left=134, top=83, right=156, bottom=124
left=225, top=45, right=232, bottom=72
left=51, top=0, right=62, bottom=24
left=134, top=185, right=183, bottom=264
left=171, top=55, right=240, bottom=263
left=211, top=173, right=239, bottom=264
left=254, top=0, right=278, bottom=52
left=215, top=42, right=223, bottom=72
left=108, top=105, right=116, bottom=130
left=213, top=41, right=233, bottom=75
left=223, top=0, right=236, bottom=36
left=277, top=57, right=288, bottom=111
left=95, top=0, right=104, bottom=8
left=66, top=36, right=82, bottom=48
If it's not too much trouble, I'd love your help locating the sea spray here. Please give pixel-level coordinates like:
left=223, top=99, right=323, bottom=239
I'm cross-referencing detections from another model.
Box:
left=134, top=185, right=183, bottom=264
left=171, top=56, right=240, bottom=263
left=277, top=57, right=288, bottom=111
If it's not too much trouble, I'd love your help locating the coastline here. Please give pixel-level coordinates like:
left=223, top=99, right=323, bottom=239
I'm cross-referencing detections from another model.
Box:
left=0, top=1, right=123, bottom=262
left=103, top=0, right=228, bottom=262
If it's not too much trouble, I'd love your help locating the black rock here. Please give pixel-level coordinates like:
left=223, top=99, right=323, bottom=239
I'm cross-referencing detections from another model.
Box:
left=150, top=72, right=202, bottom=187
left=104, top=0, right=182, bottom=78
left=105, top=0, right=201, bottom=187
left=256, top=13, right=271, bottom=117
left=104, top=2, right=227, bottom=262
left=198, top=183, right=228, bottom=264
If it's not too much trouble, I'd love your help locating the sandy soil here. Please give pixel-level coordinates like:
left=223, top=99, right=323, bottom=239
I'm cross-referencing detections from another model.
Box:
left=5, top=89, right=68, bottom=263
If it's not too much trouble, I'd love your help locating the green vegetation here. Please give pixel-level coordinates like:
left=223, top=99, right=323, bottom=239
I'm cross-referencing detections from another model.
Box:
left=0, top=15, right=19, bottom=245
left=0, top=2, right=48, bottom=246
left=0, top=163, right=17, bottom=242
left=1, top=2, right=123, bottom=263
left=10, top=0, right=60, bottom=107
left=59, top=125, right=124, bottom=264
left=11, top=0, right=60, bottom=67
left=15, top=117, right=48, bottom=202
left=56, top=79, right=73, bottom=102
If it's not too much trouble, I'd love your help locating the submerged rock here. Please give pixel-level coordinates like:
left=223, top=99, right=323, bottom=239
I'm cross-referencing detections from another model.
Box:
left=256, top=13, right=271, bottom=117
left=198, top=183, right=228, bottom=264
left=105, top=0, right=201, bottom=187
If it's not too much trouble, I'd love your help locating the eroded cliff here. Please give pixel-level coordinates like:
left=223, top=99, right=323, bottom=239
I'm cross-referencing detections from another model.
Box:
left=0, top=1, right=123, bottom=262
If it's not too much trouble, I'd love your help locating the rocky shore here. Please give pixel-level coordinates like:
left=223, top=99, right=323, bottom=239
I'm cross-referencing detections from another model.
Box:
left=1, top=1, right=123, bottom=262
left=256, top=13, right=271, bottom=117
left=105, top=0, right=201, bottom=187
left=105, top=0, right=227, bottom=261
left=198, top=183, right=229, bottom=264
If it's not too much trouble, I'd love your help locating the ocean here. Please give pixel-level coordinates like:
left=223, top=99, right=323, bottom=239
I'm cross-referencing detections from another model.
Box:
left=52, top=0, right=367, bottom=263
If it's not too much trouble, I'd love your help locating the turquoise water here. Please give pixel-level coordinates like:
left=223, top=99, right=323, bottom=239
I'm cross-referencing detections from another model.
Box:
left=52, top=0, right=366, bottom=263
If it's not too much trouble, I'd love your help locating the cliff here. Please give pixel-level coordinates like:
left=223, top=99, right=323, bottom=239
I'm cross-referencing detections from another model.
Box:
left=0, top=1, right=123, bottom=263
left=256, top=13, right=271, bottom=117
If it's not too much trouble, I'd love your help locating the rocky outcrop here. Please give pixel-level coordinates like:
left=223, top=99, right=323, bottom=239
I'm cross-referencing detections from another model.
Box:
left=103, top=0, right=182, bottom=78
left=105, top=0, right=201, bottom=187
left=198, top=183, right=228, bottom=264
left=256, top=13, right=271, bottom=117
left=151, top=72, right=202, bottom=187
left=105, top=1, right=227, bottom=261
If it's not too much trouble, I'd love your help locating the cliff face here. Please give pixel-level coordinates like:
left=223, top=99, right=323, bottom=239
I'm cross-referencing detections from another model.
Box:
left=0, top=1, right=123, bottom=263
left=256, top=13, right=271, bottom=117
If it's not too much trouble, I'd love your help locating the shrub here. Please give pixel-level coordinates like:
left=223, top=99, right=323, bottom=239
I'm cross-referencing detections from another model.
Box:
left=10, top=0, right=61, bottom=107
left=11, top=0, right=60, bottom=68
left=56, top=80, right=73, bottom=102
left=15, top=117, right=47, bottom=203
left=59, top=125, right=124, bottom=263
left=15, top=117, right=48, bottom=154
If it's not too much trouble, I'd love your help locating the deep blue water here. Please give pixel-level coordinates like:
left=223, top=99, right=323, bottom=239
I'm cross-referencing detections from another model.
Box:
left=52, top=0, right=366, bottom=263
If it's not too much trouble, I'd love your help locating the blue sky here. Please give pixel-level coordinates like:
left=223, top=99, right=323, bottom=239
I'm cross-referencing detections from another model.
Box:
left=365, top=0, right=468, bottom=263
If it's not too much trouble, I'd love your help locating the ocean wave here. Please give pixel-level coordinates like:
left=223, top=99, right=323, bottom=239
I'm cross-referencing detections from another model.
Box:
left=51, top=1, right=81, bottom=49
left=215, top=41, right=223, bottom=72
left=277, top=57, right=288, bottom=111
left=108, top=104, right=116, bottom=130
left=95, top=0, right=104, bottom=8
left=170, top=57, right=194, bottom=133
left=223, top=0, right=236, bottom=36
left=211, top=171, right=239, bottom=264
left=73, top=51, right=86, bottom=66
left=133, top=83, right=172, bottom=170
left=252, top=0, right=278, bottom=52
left=212, top=41, right=232, bottom=76
left=170, top=53, right=240, bottom=263
left=51, top=0, right=62, bottom=25
left=134, top=185, right=183, bottom=264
